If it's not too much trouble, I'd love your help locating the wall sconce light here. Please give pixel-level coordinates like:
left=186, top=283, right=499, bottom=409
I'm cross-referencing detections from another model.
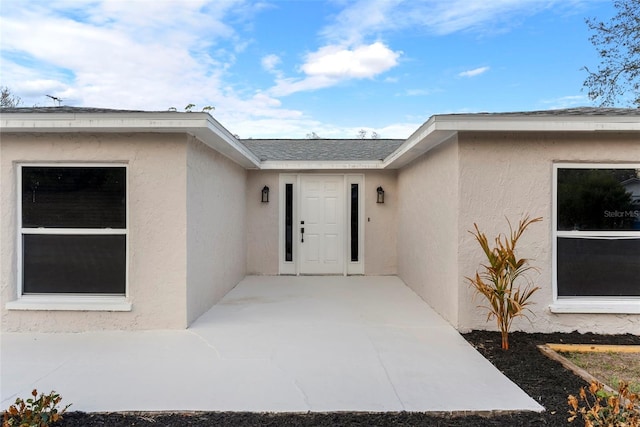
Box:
left=261, top=185, right=270, bottom=203
left=376, top=186, right=385, bottom=204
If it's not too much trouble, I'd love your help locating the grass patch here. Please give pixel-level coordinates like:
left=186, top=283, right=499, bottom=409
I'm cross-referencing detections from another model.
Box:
left=563, top=350, right=640, bottom=393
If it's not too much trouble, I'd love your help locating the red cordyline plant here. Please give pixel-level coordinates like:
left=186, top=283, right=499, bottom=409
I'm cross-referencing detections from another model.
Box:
left=467, top=215, right=542, bottom=350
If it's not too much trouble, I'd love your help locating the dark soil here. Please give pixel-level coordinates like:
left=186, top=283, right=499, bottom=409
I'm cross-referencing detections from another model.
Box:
left=57, top=331, right=640, bottom=427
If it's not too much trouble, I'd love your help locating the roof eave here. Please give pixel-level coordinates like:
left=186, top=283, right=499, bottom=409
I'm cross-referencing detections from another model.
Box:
left=260, top=160, right=386, bottom=170
left=0, top=112, right=261, bottom=169
left=383, top=114, right=640, bottom=169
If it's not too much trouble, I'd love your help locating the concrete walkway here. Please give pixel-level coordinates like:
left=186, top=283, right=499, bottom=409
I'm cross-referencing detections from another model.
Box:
left=1, top=276, right=543, bottom=413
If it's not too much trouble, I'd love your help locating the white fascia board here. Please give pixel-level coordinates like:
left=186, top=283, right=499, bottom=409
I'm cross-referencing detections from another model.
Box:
left=1, top=111, right=208, bottom=131
left=0, top=112, right=261, bottom=169
left=190, top=115, right=260, bottom=169
left=382, top=114, right=640, bottom=169
left=260, top=160, right=385, bottom=170
left=383, top=115, right=457, bottom=169
left=432, top=114, right=640, bottom=132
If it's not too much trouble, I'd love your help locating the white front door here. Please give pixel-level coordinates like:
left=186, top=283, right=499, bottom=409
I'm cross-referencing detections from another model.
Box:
left=299, top=175, right=344, bottom=274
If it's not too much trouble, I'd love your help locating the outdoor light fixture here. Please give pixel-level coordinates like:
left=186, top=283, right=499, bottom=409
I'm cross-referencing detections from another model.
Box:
left=376, top=186, right=385, bottom=204
left=261, top=185, right=270, bottom=203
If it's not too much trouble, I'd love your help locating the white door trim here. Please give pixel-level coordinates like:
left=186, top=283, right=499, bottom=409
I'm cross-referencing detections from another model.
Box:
left=278, top=173, right=364, bottom=275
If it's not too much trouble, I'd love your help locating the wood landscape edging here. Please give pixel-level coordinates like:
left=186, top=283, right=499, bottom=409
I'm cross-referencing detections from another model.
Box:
left=544, top=344, right=640, bottom=354
left=537, top=343, right=640, bottom=401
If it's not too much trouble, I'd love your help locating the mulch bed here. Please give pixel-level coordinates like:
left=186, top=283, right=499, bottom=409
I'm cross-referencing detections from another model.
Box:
left=56, top=330, right=640, bottom=426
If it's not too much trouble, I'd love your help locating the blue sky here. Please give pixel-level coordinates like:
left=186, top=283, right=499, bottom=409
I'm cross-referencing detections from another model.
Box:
left=0, top=0, right=614, bottom=138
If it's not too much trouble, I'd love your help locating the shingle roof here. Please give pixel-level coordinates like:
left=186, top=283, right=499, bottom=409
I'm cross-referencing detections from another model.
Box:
left=240, top=139, right=405, bottom=162
left=448, top=107, right=640, bottom=116
left=6, top=106, right=636, bottom=114
left=0, top=106, right=156, bottom=113
left=4, top=106, right=639, bottom=116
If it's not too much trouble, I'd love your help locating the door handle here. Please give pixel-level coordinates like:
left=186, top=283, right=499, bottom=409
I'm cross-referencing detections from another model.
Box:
left=301, top=227, right=304, bottom=243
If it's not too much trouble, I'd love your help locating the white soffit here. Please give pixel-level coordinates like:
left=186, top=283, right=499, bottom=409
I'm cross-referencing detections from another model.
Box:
left=383, top=113, right=640, bottom=169
left=1, top=112, right=261, bottom=169
left=260, top=160, right=386, bottom=170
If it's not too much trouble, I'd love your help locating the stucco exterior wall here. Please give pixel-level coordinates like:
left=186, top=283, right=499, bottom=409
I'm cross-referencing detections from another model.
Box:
left=456, top=132, right=640, bottom=334
left=246, top=170, right=280, bottom=275
left=396, top=138, right=460, bottom=326
left=244, top=171, right=397, bottom=276
left=186, top=137, right=247, bottom=324
left=364, top=171, right=397, bottom=275
left=1, top=133, right=188, bottom=332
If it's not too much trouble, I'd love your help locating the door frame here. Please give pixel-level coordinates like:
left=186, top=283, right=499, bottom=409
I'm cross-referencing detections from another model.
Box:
left=278, top=173, right=364, bottom=275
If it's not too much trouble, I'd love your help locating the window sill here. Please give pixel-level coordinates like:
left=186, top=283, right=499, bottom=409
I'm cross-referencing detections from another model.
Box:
left=6, top=296, right=132, bottom=312
left=550, top=300, right=640, bottom=314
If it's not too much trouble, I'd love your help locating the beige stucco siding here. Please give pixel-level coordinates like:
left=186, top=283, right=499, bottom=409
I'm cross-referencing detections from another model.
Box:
left=244, top=171, right=397, bottom=275
left=1, top=133, right=188, bottom=331
left=456, top=131, right=640, bottom=334
left=364, top=171, right=397, bottom=275
left=186, top=137, right=247, bottom=324
left=397, top=138, right=460, bottom=326
left=246, top=170, right=280, bottom=275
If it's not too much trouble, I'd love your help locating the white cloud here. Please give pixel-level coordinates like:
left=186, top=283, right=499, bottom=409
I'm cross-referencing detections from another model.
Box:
left=261, top=54, right=281, bottom=72
left=404, top=89, right=432, bottom=96
left=0, top=0, right=597, bottom=139
left=321, top=0, right=584, bottom=43
left=268, top=75, right=336, bottom=97
left=458, top=66, right=490, bottom=77
left=269, top=42, right=401, bottom=96
left=0, top=1, right=239, bottom=108
left=302, top=42, right=400, bottom=79
left=0, top=0, right=326, bottom=138
left=541, top=95, right=589, bottom=109
left=320, top=0, right=399, bottom=45
left=375, top=122, right=421, bottom=139
left=235, top=119, right=418, bottom=139
left=0, top=0, right=283, bottom=117
left=0, top=61, right=68, bottom=101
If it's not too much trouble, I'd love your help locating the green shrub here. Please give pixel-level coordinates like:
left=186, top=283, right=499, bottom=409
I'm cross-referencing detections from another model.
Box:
left=467, top=215, right=542, bottom=350
left=2, top=389, right=70, bottom=427
left=568, top=380, right=640, bottom=426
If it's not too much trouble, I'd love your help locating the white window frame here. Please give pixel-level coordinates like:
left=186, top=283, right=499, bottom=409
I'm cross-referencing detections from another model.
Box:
left=7, top=163, right=131, bottom=311
left=550, top=162, right=640, bottom=314
left=346, top=174, right=365, bottom=275
left=279, top=174, right=297, bottom=275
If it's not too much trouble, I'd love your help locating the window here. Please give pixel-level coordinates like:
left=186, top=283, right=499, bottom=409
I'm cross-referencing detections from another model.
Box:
left=553, top=164, right=640, bottom=312
left=350, top=183, right=359, bottom=262
left=279, top=175, right=297, bottom=275
left=285, top=183, right=293, bottom=262
left=18, top=165, right=127, bottom=296
left=346, top=175, right=364, bottom=275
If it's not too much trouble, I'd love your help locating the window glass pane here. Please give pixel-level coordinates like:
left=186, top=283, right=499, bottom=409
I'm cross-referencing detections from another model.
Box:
left=22, top=167, right=126, bottom=229
left=285, top=183, right=293, bottom=262
left=23, top=234, right=126, bottom=294
left=557, top=237, right=640, bottom=297
left=351, top=184, right=359, bottom=262
left=557, top=168, right=639, bottom=231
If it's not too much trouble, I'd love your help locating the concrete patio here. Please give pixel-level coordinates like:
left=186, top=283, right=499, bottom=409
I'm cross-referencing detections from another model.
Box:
left=0, top=276, right=543, bottom=413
